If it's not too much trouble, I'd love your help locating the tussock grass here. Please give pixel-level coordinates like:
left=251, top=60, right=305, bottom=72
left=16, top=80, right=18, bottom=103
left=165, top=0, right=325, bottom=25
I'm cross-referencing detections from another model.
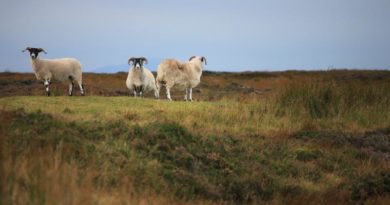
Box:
left=274, top=78, right=390, bottom=133
left=1, top=70, right=390, bottom=204
left=1, top=109, right=389, bottom=204
left=1, top=77, right=390, bottom=137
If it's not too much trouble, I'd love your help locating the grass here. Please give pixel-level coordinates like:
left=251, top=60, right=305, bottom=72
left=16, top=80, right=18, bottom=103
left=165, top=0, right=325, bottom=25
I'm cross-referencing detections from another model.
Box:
left=1, top=70, right=390, bottom=204
left=1, top=77, right=390, bottom=137
left=1, top=108, right=389, bottom=204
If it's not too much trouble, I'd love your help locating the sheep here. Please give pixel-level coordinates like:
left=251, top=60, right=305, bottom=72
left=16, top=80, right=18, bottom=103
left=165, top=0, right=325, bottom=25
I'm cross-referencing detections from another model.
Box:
left=22, top=47, right=85, bottom=96
left=126, top=57, right=158, bottom=98
left=156, top=56, right=207, bottom=101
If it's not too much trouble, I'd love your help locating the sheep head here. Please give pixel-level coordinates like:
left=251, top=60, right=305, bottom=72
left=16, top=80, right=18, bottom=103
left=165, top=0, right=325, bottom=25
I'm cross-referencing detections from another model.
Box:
left=189, top=56, right=207, bottom=65
left=22, top=47, right=47, bottom=59
left=128, top=57, right=148, bottom=70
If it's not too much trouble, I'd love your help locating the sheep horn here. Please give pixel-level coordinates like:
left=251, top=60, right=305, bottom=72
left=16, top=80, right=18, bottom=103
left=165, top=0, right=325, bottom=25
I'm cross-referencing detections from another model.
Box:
left=39, top=48, right=47, bottom=54
left=128, top=57, right=135, bottom=65
left=202, top=57, right=207, bottom=65
left=189, top=56, right=196, bottom=61
left=22, top=47, right=30, bottom=52
left=140, top=57, right=148, bottom=65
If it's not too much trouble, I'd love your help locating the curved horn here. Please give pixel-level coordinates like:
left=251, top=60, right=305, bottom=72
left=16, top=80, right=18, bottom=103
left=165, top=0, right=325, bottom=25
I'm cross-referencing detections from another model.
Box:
left=22, top=47, right=30, bottom=52
left=38, top=48, right=47, bottom=54
left=141, top=57, right=148, bottom=65
left=202, top=56, right=207, bottom=65
left=128, top=57, right=135, bottom=65
left=189, top=56, right=196, bottom=61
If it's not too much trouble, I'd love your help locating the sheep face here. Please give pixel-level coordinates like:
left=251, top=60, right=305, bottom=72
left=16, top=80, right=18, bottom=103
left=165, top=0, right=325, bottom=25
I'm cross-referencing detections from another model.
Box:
left=128, top=57, right=148, bottom=70
left=22, top=47, right=47, bottom=59
left=189, top=56, right=207, bottom=65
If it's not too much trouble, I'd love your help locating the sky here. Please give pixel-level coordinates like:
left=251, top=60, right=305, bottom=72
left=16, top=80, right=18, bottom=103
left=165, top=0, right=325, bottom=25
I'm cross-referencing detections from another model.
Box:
left=0, top=0, right=389, bottom=72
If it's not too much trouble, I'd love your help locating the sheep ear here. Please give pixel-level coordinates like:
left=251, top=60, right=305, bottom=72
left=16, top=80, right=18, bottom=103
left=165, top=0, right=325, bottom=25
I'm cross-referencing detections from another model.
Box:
left=128, top=57, right=135, bottom=65
left=201, top=57, right=207, bottom=65
left=141, top=57, right=148, bottom=65
left=38, top=48, right=47, bottom=54
left=189, top=56, right=196, bottom=61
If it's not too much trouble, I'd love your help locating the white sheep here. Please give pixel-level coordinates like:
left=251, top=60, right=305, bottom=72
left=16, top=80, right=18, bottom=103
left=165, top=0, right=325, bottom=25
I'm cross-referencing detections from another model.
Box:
left=22, top=47, right=85, bottom=96
left=156, top=56, right=207, bottom=101
left=126, top=57, right=158, bottom=98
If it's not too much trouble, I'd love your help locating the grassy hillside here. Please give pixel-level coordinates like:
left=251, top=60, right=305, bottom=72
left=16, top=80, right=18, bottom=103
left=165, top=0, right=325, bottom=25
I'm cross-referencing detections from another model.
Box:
left=1, top=70, right=390, bottom=204
left=2, top=70, right=390, bottom=101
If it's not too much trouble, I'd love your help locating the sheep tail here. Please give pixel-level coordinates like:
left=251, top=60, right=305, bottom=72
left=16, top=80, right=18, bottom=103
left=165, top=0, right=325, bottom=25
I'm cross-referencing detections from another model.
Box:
left=156, top=76, right=166, bottom=85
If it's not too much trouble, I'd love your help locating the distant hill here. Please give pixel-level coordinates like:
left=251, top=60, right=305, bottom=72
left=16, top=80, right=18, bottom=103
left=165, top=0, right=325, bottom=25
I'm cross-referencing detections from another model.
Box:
left=90, top=58, right=162, bottom=73
left=89, top=64, right=128, bottom=73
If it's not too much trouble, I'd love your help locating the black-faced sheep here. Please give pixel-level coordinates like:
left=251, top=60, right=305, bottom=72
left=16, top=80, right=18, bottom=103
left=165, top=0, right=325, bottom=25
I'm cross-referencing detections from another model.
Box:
left=156, top=56, right=206, bottom=101
left=22, top=47, right=85, bottom=96
left=126, top=57, right=158, bottom=98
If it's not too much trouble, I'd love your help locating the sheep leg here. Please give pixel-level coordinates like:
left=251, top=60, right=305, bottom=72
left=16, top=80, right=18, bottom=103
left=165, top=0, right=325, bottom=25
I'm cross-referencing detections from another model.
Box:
left=166, top=86, right=172, bottom=101
left=189, top=88, right=193, bottom=102
left=140, top=85, right=144, bottom=98
left=184, top=88, right=188, bottom=101
left=165, top=81, right=174, bottom=101
left=69, top=76, right=74, bottom=96
left=155, top=83, right=160, bottom=99
left=154, top=87, right=159, bottom=99
left=77, top=81, right=85, bottom=96
left=68, top=77, right=74, bottom=96
left=166, top=88, right=172, bottom=101
left=68, top=82, right=74, bottom=96
left=44, top=79, right=50, bottom=96
left=133, top=85, right=137, bottom=97
left=133, top=90, right=137, bottom=97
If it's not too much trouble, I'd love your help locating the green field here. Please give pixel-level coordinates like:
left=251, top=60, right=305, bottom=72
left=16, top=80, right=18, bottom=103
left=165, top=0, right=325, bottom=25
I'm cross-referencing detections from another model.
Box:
left=1, top=76, right=390, bottom=204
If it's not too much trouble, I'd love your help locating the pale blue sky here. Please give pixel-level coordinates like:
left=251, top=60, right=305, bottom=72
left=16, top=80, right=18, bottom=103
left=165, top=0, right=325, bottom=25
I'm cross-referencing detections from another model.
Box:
left=0, top=0, right=389, bottom=72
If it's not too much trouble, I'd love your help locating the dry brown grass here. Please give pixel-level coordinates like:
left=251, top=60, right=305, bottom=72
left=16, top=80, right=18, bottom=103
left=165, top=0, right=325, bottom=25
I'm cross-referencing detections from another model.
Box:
left=2, top=70, right=390, bottom=100
left=1, top=70, right=390, bottom=204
